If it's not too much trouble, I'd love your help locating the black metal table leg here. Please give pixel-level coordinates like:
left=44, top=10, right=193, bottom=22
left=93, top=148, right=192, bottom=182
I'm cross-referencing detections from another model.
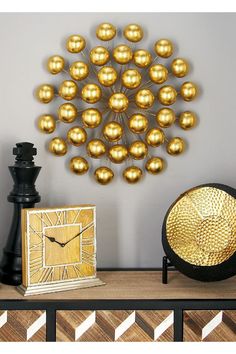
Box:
left=174, top=309, right=183, bottom=342
left=46, top=308, right=56, bottom=342
left=162, top=256, right=168, bottom=284
left=162, top=255, right=174, bottom=284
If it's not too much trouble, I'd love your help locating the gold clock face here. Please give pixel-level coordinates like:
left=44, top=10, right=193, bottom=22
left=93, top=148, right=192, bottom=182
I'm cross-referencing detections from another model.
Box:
left=22, top=205, right=96, bottom=287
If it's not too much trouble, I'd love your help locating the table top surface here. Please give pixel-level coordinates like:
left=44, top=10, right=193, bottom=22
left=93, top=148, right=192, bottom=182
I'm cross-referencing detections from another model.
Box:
left=0, top=271, right=235, bottom=300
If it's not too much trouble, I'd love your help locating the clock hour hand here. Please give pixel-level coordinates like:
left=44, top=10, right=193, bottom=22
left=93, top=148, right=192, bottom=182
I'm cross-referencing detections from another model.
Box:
left=63, top=222, right=94, bottom=246
left=43, top=222, right=93, bottom=248
left=43, top=234, right=65, bottom=247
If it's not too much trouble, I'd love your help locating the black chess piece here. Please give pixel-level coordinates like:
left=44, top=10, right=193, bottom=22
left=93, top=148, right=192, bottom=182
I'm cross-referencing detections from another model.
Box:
left=0, top=142, right=41, bottom=285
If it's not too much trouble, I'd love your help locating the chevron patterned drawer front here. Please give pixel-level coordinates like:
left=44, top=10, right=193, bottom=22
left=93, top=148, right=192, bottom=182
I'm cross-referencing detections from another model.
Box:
left=56, top=310, right=174, bottom=342
left=184, top=310, right=236, bottom=341
left=0, top=310, right=46, bottom=341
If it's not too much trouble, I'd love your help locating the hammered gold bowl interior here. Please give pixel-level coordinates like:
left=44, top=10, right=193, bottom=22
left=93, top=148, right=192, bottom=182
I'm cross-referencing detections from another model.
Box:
left=166, top=186, right=236, bottom=266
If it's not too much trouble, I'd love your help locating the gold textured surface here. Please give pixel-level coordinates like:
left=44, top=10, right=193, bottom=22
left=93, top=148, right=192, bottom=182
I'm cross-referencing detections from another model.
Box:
left=166, top=187, right=236, bottom=266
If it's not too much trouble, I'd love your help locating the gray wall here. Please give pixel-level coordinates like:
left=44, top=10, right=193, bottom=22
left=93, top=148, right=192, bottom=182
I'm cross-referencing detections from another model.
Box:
left=0, top=13, right=235, bottom=267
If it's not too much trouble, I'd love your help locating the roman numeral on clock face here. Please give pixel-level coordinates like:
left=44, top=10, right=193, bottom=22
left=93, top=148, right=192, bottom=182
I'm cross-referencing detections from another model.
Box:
left=29, top=225, right=43, bottom=241
left=61, top=266, right=69, bottom=280
left=73, top=265, right=86, bottom=278
left=30, top=258, right=43, bottom=279
left=82, top=250, right=95, bottom=266
left=82, top=239, right=94, bottom=246
left=36, top=213, right=52, bottom=228
left=72, top=209, right=81, bottom=224
left=63, top=211, right=67, bottom=224
left=55, top=211, right=64, bottom=225
left=30, top=241, right=43, bottom=251
left=38, top=267, right=54, bottom=283
left=30, top=256, right=43, bottom=270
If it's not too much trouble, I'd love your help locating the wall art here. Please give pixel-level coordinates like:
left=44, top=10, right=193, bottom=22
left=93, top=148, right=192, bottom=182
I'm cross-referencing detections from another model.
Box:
left=36, top=23, right=198, bottom=184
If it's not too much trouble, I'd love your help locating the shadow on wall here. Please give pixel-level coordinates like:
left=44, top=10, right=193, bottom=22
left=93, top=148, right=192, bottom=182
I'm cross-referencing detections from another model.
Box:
left=0, top=141, right=17, bottom=258
left=135, top=189, right=164, bottom=268
left=96, top=201, right=119, bottom=268
left=135, top=180, right=187, bottom=268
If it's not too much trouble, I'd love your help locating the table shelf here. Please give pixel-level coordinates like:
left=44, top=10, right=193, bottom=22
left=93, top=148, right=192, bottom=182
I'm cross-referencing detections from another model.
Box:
left=0, top=271, right=236, bottom=342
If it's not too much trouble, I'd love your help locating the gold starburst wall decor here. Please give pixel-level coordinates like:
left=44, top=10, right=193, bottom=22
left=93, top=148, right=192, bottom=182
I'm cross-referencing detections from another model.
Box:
left=36, top=23, right=198, bottom=185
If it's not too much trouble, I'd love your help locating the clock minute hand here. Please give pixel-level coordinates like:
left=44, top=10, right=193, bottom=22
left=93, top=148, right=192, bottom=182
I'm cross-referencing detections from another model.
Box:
left=63, top=223, right=94, bottom=246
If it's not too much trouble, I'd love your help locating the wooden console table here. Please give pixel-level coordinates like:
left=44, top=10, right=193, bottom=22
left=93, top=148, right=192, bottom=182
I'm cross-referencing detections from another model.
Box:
left=0, top=271, right=236, bottom=342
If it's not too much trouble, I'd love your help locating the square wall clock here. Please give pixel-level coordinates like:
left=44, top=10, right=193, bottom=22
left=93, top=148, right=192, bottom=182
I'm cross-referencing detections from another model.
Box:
left=18, top=205, right=104, bottom=296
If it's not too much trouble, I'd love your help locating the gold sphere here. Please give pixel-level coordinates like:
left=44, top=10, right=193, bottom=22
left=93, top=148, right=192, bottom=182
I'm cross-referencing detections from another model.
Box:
left=154, top=39, right=173, bottom=58
left=158, top=85, right=177, bottom=106
left=134, top=49, right=152, bottom=68
left=70, top=156, right=89, bottom=175
left=67, top=126, right=87, bottom=146
left=38, top=114, right=56, bottom=134
left=129, top=141, right=148, bottom=160
left=113, top=45, right=133, bottom=65
left=58, top=80, right=78, bottom=100
left=96, top=23, right=116, bottom=41
left=149, top=64, right=168, bottom=84
left=87, top=139, right=106, bottom=158
left=47, top=55, right=65, bottom=74
left=123, top=166, right=142, bottom=184
left=103, top=121, right=123, bottom=142
left=90, top=46, right=110, bottom=66
left=123, top=24, right=143, bottom=43
left=82, top=108, right=102, bottom=128
left=81, top=84, right=102, bottom=104
left=156, top=108, right=176, bottom=128
left=58, top=103, right=77, bottom=123
left=135, top=89, right=154, bottom=109
left=128, top=113, right=148, bottom=134
left=108, top=144, right=128, bottom=164
left=98, top=66, right=118, bottom=87
left=94, top=167, right=114, bottom=185
left=66, top=35, right=86, bottom=53
left=145, top=157, right=165, bottom=174
left=49, top=137, right=67, bottom=156
left=180, top=82, right=198, bottom=101
left=36, top=84, right=54, bottom=103
left=69, top=61, right=89, bottom=81
left=167, top=137, right=185, bottom=156
left=171, top=58, right=189, bottom=78
left=108, top=93, right=129, bottom=113
left=179, top=111, right=197, bottom=130
left=146, top=128, right=165, bottom=147
left=122, top=69, right=142, bottom=89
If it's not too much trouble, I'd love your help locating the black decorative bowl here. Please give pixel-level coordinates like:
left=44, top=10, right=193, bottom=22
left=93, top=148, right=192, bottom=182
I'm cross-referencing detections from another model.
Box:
left=162, top=183, right=236, bottom=281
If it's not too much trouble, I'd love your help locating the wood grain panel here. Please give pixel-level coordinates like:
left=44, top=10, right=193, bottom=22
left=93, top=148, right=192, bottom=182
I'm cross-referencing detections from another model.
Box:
left=0, top=310, right=46, bottom=342
left=56, top=310, right=94, bottom=341
left=96, top=310, right=134, bottom=340
left=117, top=322, right=151, bottom=342
left=136, top=310, right=173, bottom=341
left=77, top=323, right=112, bottom=342
left=184, top=310, right=236, bottom=341
left=56, top=310, right=173, bottom=342
left=2, top=271, right=236, bottom=300
left=57, top=310, right=111, bottom=342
